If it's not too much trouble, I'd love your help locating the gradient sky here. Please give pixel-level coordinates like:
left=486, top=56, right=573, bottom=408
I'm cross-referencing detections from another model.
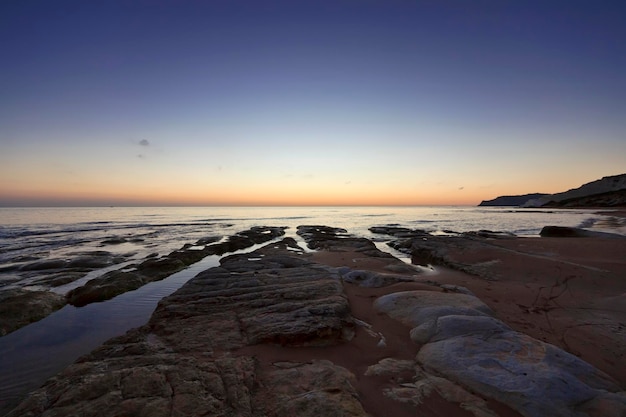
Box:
left=1, top=0, right=625, bottom=206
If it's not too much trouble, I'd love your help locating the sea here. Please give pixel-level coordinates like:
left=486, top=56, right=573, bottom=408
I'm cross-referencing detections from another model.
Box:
left=0, top=205, right=623, bottom=414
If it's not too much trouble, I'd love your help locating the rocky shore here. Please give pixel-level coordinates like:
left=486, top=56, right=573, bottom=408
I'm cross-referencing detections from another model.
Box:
left=6, top=225, right=626, bottom=416
left=0, top=226, right=286, bottom=335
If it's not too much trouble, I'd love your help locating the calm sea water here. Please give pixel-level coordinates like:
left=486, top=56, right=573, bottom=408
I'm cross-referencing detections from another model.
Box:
left=0, top=205, right=612, bottom=288
left=0, top=205, right=620, bottom=414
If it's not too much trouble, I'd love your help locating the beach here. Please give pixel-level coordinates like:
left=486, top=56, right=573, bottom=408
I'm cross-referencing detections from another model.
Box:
left=3, top=218, right=625, bottom=416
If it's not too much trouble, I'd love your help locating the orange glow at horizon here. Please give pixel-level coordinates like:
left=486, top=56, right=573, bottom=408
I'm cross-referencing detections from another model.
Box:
left=1, top=147, right=621, bottom=207
left=0, top=177, right=492, bottom=207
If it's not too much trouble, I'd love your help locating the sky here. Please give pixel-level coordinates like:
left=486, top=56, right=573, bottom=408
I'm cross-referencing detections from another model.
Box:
left=1, top=0, right=625, bottom=206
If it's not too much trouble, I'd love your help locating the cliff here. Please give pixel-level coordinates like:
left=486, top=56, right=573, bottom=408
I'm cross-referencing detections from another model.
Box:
left=524, top=174, right=626, bottom=207
left=479, top=174, right=626, bottom=208
left=478, top=193, right=548, bottom=207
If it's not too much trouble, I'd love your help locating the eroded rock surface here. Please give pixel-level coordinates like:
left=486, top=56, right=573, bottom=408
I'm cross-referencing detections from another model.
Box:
left=8, top=228, right=626, bottom=417
left=375, top=290, right=626, bottom=417
left=66, top=226, right=286, bottom=306
left=0, top=289, right=66, bottom=336
left=373, top=225, right=626, bottom=387
left=7, top=238, right=363, bottom=417
left=539, top=225, right=622, bottom=238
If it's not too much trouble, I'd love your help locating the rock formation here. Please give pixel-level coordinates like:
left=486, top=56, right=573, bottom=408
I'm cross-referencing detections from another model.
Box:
left=375, top=290, right=624, bottom=417
left=478, top=193, right=548, bottom=207
left=7, top=237, right=365, bottom=417
left=524, top=173, right=626, bottom=208
left=372, top=225, right=626, bottom=389
left=0, top=289, right=66, bottom=336
left=0, top=227, right=285, bottom=336
left=478, top=173, right=626, bottom=208
left=66, top=226, right=286, bottom=306
left=542, top=189, right=626, bottom=208
left=7, top=226, right=626, bottom=417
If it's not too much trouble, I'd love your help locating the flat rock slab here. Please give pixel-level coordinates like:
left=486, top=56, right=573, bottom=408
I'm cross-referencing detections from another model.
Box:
left=7, top=239, right=365, bottom=417
left=66, top=226, right=285, bottom=307
left=374, top=289, right=626, bottom=417
left=153, top=245, right=355, bottom=348
left=9, top=233, right=626, bottom=417
left=380, top=227, right=626, bottom=387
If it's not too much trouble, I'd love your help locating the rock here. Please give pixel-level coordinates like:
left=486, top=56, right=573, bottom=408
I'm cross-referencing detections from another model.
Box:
left=195, top=235, right=221, bottom=245
left=364, top=357, right=415, bottom=377
left=540, top=226, right=589, bottom=237
left=0, top=289, right=66, bottom=336
left=1, top=228, right=285, bottom=332
left=8, top=232, right=626, bottom=417
left=374, top=289, right=626, bottom=417
left=297, top=225, right=372, bottom=252
left=440, top=284, right=475, bottom=295
left=66, top=226, right=286, bottom=306
left=67, top=252, right=126, bottom=269
left=258, top=360, right=366, bottom=417
left=7, top=242, right=363, bottom=416
left=462, top=230, right=517, bottom=239
left=478, top=193, right=549, bottom=207
left=383, top=230, right=522, bottom=279
left=297, top=225, right=348, bottom=241
left=366, top=359, right=500, bottom=417
left=339, top=269, right=417, bottom=288
left=31, top=272, right=85, bottom=287
left=101, top=237, right=128, bottom=245
left=369, top=226, right=430, bottom=239
left=19, top=259, right=68, bottom=271
left=153, top=242, right=355, bottom=348
left=67, top=271, right=148, bottom=306
left=374, top=290, right=495, bottom=346
left=543, top=188, right=626, bottom=208
left=539, top=225, right=624, bottom=238
left=522, top=173, right=626, bottom=208
left=418, top=331, right=622, bottom=417
left=374, top=290, right=494, bottom=328
left=579, top=392, right=626, bottom=417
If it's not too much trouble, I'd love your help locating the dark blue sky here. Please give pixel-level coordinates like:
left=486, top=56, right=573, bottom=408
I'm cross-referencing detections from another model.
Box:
left=1, top=0, right=625, bottom=205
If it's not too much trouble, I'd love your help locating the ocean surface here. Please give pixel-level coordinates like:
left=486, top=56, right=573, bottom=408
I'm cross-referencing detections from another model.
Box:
left=0, top=205, right=622, bottom=414
left=1, top=206, right=616, bottom=288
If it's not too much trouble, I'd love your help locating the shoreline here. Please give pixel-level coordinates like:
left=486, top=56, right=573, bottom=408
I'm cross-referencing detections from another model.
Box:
left=4, top=225, right=625, bottom=416
left=311, top=234, right=626, bottom=387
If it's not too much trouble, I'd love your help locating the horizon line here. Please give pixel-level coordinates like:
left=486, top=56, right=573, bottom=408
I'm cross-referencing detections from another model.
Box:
left=0, top=203, right=480, bottom=208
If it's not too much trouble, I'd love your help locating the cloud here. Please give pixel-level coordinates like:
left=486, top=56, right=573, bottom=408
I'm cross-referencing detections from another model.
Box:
left=139, top=139, right=150, bottom=146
